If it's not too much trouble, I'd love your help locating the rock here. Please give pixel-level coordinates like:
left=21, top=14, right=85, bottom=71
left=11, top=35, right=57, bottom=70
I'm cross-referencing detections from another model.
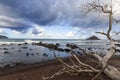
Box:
left=4, top=51, right=9, bottom=54
left=26, top=53, right=29, bottom=56
left=43, top=53, right=48, bottom=57
left=57, top=48, right=64, bottom=52
left=66, top=44, right=78, bottom=49
left=64, top=49, right=71, bottom=52
left=55, top=43, right=60, bottom=47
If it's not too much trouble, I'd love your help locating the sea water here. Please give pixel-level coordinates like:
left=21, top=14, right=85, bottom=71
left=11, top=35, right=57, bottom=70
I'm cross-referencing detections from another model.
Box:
left=0, top=39, right=119, bottom=68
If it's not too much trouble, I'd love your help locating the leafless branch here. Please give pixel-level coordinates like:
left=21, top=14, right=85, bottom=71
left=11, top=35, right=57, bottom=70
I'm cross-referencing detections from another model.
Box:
left=95, top=31, right=107, bottom=36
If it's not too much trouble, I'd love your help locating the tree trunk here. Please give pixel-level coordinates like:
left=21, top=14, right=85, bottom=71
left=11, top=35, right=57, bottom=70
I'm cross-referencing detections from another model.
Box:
left=104, top=65, right=120, bottom=80
left=92, top=53, right=120, bottom=80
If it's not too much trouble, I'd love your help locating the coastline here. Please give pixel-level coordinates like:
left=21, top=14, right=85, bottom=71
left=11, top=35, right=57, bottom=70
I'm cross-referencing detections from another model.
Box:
left=0, top=40, right=119, bottom=80
left=1, top=55, right=120, bottom=80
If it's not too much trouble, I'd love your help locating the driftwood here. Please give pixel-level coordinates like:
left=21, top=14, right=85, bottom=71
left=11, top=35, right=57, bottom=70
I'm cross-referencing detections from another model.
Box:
left=42, top=0, right=120, bottom=80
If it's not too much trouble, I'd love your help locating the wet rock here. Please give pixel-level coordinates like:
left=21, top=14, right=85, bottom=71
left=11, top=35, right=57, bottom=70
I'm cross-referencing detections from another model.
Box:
left=107, top=48, right=110, bottom=51
left=21, top=47, right=28, bottom=49
left=115, top=49, right=120, bottom=53
left=77, top=51, right=81, bottom=54
left=55, top=43, right=60, bottom=47
left=66, top=44, right=78, bottom=49
left=24, top=42, right=28, bottom=45
left=88, top=47, right=92, bottom=50
left=115, top=44, right=120, bottom=47
left=46, top=44, right=55, bottom=49
left=26, top=53, right=29, bottom=56
left=57, top=48, right=64, bottom=52
left=18, top=50, right=22, bottom=52
left=36, top=53, right=39, bottom=55
left=31, top=53, right=34, bottom=56
left=4, top=51, right=9, bottom=54
left=34, top=41, right=43, bottom=46
left=64, top=49, right=71, bottom=52
left=29, top=48, right=32, bottom=50
left=4, top=48, right=8, bottom=50
left=18, top=44, right=22, bottom=46
left=43, top=53, right=48, bottom=57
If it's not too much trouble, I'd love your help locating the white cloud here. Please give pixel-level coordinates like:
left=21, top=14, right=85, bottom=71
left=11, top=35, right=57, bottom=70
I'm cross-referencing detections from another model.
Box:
left=0, top=28, right=7, bottom=35
left=66, top=31, right=75, bottom=38
left=31, top=24, right=45, bottom=37
left=12, top=30, right=22, bottom=35
left=0, top=28, right=4, bottom=33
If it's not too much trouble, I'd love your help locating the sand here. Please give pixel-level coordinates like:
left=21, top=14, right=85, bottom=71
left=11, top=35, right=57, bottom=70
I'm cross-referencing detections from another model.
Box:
left=0, top=56, right=119, bottom=80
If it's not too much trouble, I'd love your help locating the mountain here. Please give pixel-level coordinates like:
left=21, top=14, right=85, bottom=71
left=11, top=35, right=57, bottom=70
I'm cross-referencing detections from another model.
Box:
left=0, top=35, right=8, bottom=39
left=86, top=35, right=100, bottom=40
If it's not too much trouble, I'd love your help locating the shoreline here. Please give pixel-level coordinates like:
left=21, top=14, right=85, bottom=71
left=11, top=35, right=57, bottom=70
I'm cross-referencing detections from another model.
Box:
left=0, top=56, right=120, bottom=80
left=0, top=58, right=59, bottom=77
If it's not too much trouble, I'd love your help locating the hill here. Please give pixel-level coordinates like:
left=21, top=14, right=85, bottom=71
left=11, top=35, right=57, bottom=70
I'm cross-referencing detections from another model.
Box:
left=0, top=35, right=8, bottom=39
left=86, top=35, right=100, bottom=40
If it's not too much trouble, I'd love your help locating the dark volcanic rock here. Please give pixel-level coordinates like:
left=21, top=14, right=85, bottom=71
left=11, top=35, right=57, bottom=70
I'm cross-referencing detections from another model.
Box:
left=86, top=35, right=100, bottom=40
left=66, top=43, right=79, bottom=49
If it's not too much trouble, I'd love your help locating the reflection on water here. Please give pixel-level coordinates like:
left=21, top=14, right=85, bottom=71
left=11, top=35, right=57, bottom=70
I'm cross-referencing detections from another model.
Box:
left=0, top=39, right=119, bottom=68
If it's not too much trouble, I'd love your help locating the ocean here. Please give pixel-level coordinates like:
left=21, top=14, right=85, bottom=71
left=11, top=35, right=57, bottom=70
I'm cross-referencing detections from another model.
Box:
left=0, top=38, right=109, bottom=46
left=0, top=38, right=118, bottom=68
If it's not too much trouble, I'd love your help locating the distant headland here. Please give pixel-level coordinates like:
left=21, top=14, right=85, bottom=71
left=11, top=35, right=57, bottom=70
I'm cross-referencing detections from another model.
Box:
left=0, top=35, right=8, bottom=39
left=86, top=35, right=100, bottom=40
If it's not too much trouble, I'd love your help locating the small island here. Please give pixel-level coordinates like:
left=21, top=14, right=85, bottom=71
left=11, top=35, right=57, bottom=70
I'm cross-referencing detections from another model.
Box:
left=86, top=35, right=100, bottom=40
left=0, top=35, right=8, bottom=39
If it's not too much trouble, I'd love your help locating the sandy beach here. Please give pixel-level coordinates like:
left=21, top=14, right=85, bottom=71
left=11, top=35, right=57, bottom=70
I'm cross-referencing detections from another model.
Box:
left=0, top=55, right=120, bottom=80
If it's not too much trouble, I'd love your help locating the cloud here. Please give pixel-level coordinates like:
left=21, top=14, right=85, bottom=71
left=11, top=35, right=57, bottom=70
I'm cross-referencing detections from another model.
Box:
left=12, top=30, right=22, bottom=35
left=0, top=0, right=110, bottom=30
left=0, top=0, right=119, bottom=39
left=0, top=28, right=8, bottom=35
left=32, top=24, right=45, bottom=35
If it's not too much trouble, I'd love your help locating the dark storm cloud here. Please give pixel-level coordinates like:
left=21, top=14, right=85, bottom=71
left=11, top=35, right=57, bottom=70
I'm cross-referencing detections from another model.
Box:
left=0, top=0, right=108, bottom=32
left=9, top=26, right=29, bottom=33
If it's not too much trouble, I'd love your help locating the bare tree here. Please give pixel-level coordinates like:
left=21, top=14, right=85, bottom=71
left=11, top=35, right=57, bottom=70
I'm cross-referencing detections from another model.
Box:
left=42, top=0, right=120, bottom=80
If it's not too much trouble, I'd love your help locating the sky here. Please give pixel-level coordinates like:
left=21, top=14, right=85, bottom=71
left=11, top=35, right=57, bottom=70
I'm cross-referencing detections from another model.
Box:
left=0, top=0, right=120, bottom=39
